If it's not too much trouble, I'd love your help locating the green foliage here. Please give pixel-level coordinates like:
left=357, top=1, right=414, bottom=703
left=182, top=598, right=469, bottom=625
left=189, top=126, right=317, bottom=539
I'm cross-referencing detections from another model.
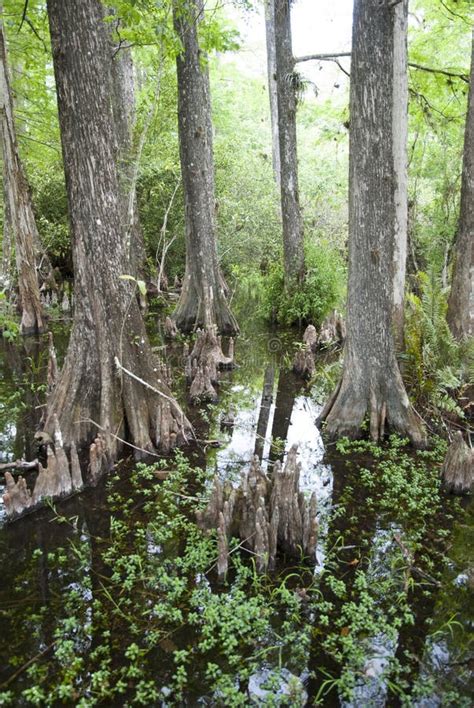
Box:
left=1, top=452, right=310, bottom=705
left=260, top=240, right=345, bottom=326
left=0, top=290, right=20, bottom=342
left=403, top=271, right=473, bottom=418
left=408, top=0, right=470, bottom=275
left=30, top=171, right=70, bottom=268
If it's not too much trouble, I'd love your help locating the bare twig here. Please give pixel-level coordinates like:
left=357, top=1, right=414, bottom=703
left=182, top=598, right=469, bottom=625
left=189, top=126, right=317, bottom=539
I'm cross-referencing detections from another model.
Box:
left=439, top=0, right=472, bottom=24
left=114, top=357, right=178, bottom=406
left=156, top=177, right=181, bottom=291
left=17, top=0, right=29, bottom=32
left=24, top=17, right=47, bottom=52
left=76, top=417, right=161, bottom=458
left=206, top=533, right=257, bottom=575
left=334, top=59, right=350, bottom=79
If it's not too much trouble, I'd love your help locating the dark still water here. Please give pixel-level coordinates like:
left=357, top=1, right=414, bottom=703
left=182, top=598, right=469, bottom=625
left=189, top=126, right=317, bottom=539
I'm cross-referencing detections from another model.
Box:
left=0, top=315, right=472, bottom=706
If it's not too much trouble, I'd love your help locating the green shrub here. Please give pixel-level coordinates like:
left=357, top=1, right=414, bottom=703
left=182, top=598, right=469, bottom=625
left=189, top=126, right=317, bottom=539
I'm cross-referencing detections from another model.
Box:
left=403, top=270, right=473, bottom=418
left=261, top=240, right=346, bottom=326
left=31, top=170, right=71, bottom=270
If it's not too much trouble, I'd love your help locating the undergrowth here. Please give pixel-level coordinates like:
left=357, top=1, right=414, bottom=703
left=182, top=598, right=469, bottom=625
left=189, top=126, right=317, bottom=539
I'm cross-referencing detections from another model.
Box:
left=0, top=436, right=471, bottom=706
left=233, top=239, right=346, bottom=327
left=403, top=271, right=473, bottom=421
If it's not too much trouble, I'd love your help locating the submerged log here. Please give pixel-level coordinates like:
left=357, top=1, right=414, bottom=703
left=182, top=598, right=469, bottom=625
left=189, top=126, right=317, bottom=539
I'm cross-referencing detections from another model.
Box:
left=442, top=432, right=474, bottom=494
left=197, top=445, right=317, bottom=578
left=0, top=459, right=39, bottom=474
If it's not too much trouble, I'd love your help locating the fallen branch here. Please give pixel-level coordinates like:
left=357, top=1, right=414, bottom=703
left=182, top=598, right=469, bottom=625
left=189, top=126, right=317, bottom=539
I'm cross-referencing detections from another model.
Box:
left=0, top=640, right=57, bottom=689
left=114, top=357, right=193, bottom=445
left=77, top=418, right=161, bottom=458
left=0, top=459, right=38, bottom=473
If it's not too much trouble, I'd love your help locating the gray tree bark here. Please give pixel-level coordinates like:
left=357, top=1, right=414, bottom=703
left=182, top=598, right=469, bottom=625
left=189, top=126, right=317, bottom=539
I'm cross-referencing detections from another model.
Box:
left=1, top=143, right=12, bottom=280
left=319, top=0, right=425, bottom=447
left=171, top=0, right=238, bottom=335
left=447, top=30, right=474, bottom=341
left=107, top=11, right=146, bottom=279
left=264, top=0, right=280, bottom=188
left=392, top=0, right=408, bottom=346
left=44, top=0, right=191, bottom=457
left=0, top=9, right=44, bottom=334
left=274, top=0, right=304, bottom=285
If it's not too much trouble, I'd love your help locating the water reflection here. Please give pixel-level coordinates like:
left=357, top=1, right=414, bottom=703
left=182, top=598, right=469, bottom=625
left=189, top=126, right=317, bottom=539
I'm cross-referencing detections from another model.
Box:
left=0, top=322, right=471, bottom=705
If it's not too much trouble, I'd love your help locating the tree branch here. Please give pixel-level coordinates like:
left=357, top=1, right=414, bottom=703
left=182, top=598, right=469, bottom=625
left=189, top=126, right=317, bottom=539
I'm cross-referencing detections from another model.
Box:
left=17, top=0, right=29, bottom=32
left=439, top=0, right=472, bottom=24
left=294, top=52, right=469, bottom=84
left=294, top=52, right=351, bottom=64
left=408, top=61, right=469, bottom=83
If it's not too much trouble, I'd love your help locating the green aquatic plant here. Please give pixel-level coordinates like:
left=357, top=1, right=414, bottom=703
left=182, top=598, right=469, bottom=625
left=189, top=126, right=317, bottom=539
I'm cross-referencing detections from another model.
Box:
left=0, top=435, right=470, bottom=707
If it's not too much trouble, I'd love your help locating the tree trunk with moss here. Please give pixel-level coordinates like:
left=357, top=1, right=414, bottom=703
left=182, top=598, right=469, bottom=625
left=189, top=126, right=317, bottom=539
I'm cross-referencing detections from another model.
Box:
left=447, top=30, right=474, bottom=341
left=274, top=0, right=304, bottom=286
left=171, top=0, right=238, bottom=335
left=319, top=0, right=425, bottom=447
left=0, top=12, right=44, bottom=335
left=44, top=0, right=191, bottom=458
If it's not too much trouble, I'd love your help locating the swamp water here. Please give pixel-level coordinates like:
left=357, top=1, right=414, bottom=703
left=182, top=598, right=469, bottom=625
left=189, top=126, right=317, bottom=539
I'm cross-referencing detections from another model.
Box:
left=0, top=316, right=472, bottom=706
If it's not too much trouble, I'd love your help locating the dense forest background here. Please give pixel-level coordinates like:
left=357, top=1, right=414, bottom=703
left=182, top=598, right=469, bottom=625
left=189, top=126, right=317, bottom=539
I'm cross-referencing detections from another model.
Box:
left=0, top=0, right=470, bottom=328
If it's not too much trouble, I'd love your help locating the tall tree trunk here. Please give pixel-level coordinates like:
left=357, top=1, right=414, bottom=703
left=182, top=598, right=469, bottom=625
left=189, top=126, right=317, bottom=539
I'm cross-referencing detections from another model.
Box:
left=264, top=0, right=280, bottom=189
left=392, top=0, right=408, bottom=347
left=108, top=11, right=146, bottom=279
left=44, top=0, right=191, bottom=458
left=1, top=146, right=12, bottom=281
left=0, top=10, right=44, bottom=335
left=171, top=0, right=238, bottom=335
left=447, top=30, right=474, bottom=341
left=274, top=0, right=304, bottom=285
left=319, top=0, right=425, bottom=447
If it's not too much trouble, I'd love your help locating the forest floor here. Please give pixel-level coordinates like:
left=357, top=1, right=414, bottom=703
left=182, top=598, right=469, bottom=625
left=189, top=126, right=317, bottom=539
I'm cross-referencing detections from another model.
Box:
left=0, top=308, right=472, bottom=706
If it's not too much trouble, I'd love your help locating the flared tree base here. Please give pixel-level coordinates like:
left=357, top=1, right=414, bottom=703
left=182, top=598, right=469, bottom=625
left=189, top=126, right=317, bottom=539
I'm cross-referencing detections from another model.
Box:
left=319, top=364, right=426, bottom=448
